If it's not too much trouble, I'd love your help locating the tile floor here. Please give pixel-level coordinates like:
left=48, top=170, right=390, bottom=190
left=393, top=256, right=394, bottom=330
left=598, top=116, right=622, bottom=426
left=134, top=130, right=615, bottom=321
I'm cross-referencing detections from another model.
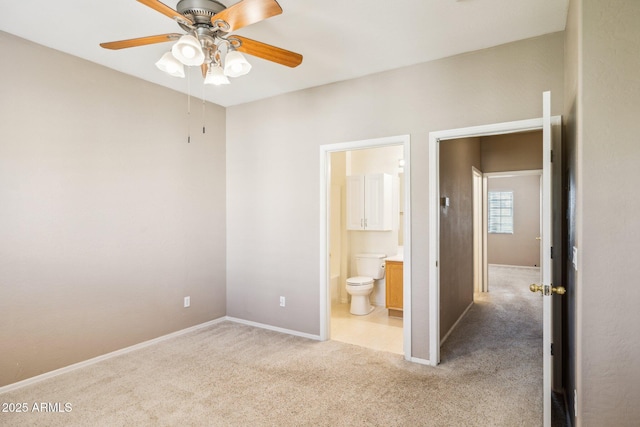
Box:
left=330, top=302, right=403, bottom=354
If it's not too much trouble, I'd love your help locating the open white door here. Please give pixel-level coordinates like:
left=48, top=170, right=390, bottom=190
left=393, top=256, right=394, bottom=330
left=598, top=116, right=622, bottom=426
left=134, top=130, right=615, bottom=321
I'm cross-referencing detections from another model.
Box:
left=537, top=90, right=563, bottom=427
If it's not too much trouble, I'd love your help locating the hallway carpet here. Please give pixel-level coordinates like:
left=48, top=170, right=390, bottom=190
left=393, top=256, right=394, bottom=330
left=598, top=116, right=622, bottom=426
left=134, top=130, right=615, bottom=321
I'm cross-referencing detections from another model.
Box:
left=1, top=266, right=545, bottom=426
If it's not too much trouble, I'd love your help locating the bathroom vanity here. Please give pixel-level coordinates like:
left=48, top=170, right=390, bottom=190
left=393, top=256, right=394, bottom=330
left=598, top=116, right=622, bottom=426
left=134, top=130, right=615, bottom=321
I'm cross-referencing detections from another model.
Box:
left=385, top=256, right=403, bottom=318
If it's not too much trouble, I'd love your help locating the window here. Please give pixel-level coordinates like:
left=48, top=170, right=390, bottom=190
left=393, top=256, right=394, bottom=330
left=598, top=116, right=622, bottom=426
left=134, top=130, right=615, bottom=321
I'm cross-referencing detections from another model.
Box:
left=488, top=191, right=514, bottom=234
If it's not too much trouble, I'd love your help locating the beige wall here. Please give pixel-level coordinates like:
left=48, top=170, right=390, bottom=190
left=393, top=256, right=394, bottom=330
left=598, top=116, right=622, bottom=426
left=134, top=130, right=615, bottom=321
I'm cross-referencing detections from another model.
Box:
left=439, top=138, right=481, bottom=337
left=481, top=131, right=543, bottom=172
left=487, top=175, right=541, bottom=267
left=225, top=32, right=564, bottom=359
left=569, top=0, right=640, bottom=425
left=0, top=32, right=227, bottom=387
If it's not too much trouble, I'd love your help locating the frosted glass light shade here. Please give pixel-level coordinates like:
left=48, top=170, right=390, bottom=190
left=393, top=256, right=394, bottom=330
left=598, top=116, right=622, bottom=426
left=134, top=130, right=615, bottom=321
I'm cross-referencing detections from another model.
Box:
left=155, top=52, right=185, bottom=78
left=171, top=34, right=205, bottom=66
left=224, top=50, right=251, bottom=77
left=204, top=64, right=230, bottom=85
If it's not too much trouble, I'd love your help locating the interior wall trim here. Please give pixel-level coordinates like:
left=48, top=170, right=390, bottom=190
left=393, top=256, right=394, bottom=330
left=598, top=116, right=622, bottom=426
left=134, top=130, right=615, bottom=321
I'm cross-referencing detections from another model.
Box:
left=225, top=317, right=322, bottom=341
left=440, top=301, right=474, bottom=346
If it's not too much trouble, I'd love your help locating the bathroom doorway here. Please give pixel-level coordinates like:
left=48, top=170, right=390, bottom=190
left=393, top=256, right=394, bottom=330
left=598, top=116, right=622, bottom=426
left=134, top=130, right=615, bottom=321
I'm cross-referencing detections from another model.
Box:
left=319, top=135, right=411, bottom=359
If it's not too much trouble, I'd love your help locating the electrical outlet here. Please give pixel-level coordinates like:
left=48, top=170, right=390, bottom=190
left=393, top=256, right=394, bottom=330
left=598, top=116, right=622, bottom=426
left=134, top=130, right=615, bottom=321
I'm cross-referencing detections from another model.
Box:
left=279, top=296, right=285, bottom=307
left=184, top=296, right=190, bottom=308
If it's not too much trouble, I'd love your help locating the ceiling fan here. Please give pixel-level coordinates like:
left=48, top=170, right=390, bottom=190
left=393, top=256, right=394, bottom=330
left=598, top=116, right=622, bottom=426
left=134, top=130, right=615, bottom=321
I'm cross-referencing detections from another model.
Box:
left=101, top=0, right=303, bottom=85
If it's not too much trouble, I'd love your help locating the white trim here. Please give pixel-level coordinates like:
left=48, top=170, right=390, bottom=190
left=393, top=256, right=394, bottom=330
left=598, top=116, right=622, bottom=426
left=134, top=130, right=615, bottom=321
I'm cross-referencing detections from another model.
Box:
left=319, top=135, right=412, bottom=361
left=489, top=263, right=541, bottom=271
left=428, top=116, right=560, bottom=366
left=440, top=301, right=474, bottom=346
left=484, top=169, right=543, bottom=178
left=409, top=357, right=431, bottom=366
left=483, top=175, right=489, bottom=292
left=225, top=317, right=322, bottom=341
left=0, top=317, right=227, bottom=394
left=472, top=167, right=483, bottom=294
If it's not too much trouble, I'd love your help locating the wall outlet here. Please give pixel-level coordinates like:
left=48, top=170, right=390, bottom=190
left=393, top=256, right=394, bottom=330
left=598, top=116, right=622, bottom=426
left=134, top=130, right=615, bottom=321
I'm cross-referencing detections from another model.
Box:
left=184, top=296, right=190, bottom=308
left=279, top=296, right=286, bottom=307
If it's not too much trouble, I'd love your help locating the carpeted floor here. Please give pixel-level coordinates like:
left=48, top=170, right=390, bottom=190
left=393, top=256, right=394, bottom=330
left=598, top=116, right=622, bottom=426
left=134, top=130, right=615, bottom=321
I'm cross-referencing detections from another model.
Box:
left=1, top=266, right=548, bottom=426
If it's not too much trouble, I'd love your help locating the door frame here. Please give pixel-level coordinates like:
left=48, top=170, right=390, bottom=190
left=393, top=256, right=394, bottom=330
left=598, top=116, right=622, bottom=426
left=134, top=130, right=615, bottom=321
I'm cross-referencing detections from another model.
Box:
left=472, top=167, right=484, bottom=293
left=319, top=134, right=412, bottom=360
left=428, top=116, right=561, bottom=365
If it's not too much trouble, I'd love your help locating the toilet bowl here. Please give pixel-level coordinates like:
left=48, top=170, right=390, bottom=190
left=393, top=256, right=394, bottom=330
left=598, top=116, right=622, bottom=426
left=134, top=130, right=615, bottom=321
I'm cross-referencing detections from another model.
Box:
left=346, top=254, right=386, bottom=315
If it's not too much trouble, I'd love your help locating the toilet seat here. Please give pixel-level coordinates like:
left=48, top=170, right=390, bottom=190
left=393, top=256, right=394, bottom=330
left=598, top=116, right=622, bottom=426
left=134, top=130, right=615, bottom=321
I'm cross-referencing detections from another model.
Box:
left=346, top=276, right=373, bottom=286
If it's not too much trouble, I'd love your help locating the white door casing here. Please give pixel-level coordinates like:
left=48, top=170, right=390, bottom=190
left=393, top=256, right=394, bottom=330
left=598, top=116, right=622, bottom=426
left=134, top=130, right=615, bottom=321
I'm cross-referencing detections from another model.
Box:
left=472, top=167, right=483, bottom=293
left=319, top=135, right=412, bottom=360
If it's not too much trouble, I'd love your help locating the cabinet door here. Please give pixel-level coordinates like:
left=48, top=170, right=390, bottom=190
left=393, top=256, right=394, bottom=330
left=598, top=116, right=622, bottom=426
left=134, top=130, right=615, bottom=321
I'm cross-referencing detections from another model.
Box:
left=385, top=261, right=403, bottom=310
left=346, top=175, right=365, bottom=230
left=364, top=173, right=392, bottom=230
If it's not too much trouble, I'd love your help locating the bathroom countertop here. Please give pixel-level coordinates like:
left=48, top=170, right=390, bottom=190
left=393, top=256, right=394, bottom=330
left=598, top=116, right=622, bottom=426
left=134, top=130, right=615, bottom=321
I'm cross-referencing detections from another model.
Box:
left=386, top=254, right=404, bottom=262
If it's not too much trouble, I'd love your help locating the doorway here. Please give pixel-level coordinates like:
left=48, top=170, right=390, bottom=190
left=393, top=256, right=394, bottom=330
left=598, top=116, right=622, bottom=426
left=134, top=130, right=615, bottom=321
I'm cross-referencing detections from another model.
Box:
left=319, top=135, right=412, bottom=360
left=428, top=119, right=556, bottom=365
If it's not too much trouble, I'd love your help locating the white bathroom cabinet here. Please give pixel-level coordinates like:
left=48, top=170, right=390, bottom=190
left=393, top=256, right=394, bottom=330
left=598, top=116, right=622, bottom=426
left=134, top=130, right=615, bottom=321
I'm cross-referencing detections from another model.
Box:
left=346, top=173, right=392, bottom=231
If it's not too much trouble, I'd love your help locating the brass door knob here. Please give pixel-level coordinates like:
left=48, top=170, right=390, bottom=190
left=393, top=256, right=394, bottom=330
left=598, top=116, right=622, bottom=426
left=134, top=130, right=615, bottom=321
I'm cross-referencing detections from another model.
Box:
left=530, top=284, right=543, bottom=293
left=530, top=284, right=566, bottom=295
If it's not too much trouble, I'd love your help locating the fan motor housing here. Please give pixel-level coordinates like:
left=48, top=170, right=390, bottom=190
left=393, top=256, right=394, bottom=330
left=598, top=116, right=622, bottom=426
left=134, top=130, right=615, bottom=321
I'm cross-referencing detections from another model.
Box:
left=177, top=0, right=226, bottom=26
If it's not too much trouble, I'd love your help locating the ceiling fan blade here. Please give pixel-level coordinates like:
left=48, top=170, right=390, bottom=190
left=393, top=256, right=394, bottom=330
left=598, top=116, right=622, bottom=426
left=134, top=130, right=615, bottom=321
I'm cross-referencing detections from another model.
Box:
left=211, top=0, right=282, bottom=32
left=230, top=36, right=302, bottom=68
left=137, top=0, right=194, bottom=26
left=100, top=33, right=182, bottom=50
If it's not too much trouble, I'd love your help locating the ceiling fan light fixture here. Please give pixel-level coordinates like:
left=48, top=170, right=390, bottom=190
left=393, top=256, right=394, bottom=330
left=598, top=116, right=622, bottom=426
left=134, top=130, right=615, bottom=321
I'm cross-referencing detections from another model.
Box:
left=204, top=64, right=231, bottom=85
left=172, top=34, right=205, bottom=66
left=224, top=50, right=252, bottom=77
left=155, top=52, right=186, bottom=78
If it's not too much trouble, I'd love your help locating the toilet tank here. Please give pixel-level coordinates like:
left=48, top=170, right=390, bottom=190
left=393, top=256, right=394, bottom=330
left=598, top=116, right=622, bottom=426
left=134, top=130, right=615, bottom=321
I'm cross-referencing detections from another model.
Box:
left=355, top=253, right=386, bottom=279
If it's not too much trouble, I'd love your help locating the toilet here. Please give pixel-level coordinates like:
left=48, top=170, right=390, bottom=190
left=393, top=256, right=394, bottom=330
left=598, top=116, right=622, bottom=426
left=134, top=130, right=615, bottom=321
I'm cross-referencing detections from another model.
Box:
left=346, top=253, right=386, bottom=315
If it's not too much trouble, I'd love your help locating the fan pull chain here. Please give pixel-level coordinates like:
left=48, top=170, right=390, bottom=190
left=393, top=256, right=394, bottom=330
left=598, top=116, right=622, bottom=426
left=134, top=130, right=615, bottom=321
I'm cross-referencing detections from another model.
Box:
left=202, top=81, right=206, bottom=134
left=187, top=71, right=191, bottom=143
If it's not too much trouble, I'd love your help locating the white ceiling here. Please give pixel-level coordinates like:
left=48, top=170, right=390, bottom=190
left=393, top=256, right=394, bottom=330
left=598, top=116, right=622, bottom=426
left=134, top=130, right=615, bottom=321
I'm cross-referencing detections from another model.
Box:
left=1, top=0, right=569, bottom=107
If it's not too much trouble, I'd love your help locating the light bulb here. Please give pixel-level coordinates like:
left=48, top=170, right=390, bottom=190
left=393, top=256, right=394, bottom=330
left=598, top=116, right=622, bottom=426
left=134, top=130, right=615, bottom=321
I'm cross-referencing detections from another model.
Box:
left=171, top=34, right=205, bottom=66
left=204, top=64, right=230, bottom=85
left=155, top=52, right=185, bottom=78
left=180, top=45, right=196, bottom=59
left=224, top=50, right=251, bottom=78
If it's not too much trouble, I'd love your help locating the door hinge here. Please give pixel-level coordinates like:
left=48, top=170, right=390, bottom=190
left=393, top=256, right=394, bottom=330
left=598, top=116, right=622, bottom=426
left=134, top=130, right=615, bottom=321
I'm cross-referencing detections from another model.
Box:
left=551, top=343, right=554, bottom=356
left=550, top=150, right=554, bottom=162
left=550, top=246, right=553, bottom=259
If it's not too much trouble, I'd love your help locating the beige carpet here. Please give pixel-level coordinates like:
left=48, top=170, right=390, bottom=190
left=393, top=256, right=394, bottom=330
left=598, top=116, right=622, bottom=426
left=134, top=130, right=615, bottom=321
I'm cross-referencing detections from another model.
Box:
left=1, top=266, right=544, bottom=426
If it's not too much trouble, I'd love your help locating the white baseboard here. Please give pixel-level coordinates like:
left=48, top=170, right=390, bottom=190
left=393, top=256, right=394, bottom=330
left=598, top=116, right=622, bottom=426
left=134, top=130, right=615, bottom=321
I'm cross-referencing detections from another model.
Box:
left=440, top=301, right=474, bottom=346
left=489, top=263, right=541, bottom=271
left=0, top=317, right=227, bottom=395
left=409, top=356, right=432, bottom=366
left=225, top=316, right=322, bottom=341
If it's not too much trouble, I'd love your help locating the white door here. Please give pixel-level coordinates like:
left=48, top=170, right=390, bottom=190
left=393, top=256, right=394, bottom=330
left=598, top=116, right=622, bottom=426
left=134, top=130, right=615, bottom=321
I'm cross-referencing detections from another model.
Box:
left=538, top=90, right=564, bottom=427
